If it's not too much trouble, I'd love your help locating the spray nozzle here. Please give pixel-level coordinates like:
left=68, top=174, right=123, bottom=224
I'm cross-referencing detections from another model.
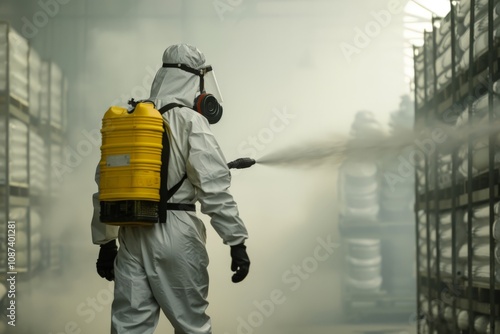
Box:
left=227, top=158, right=256, bottom=169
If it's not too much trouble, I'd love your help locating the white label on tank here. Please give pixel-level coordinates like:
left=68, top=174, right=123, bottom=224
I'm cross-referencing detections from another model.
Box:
left=107, top=154, right=130, bottom=167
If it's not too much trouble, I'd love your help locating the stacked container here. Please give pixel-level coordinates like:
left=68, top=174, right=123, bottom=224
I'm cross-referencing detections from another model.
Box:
left=435, top=12, right=464, bottom=93
left=0, top=25, right=29, bottom=104
left=0, top=23, right=68, bottom=280
left=380, top=96, right=415, bottom=222
left=8, top=118, right=28, bottom=185
left=339, top=110, right=384, bottom=297
left=340, top=110, right=383, bottom=219
left=49, top=62, right=63, bottom=129
left=0, top=20, right=69, bottom=333
left=418, top=210, right=436, bottom=276
left=9, top=207, right=28, bottom=271
left=341, top=161, right=380, bottom=219
left=338, top=106, right=416, bottom=319
left=50, top=143, right=63, bottom=195
left=27, top=208, right=42, bottom=271
left=0, top=117, right=5, bottom=185
left=345, top=239, right=383, bottom=294
left=0, top=23, right=30, bottom=285
left=458, top=0, right=500, bottom=70
left=378, top=96, right=416, bottom=297
left=415, top=32, right=435, bottom=108
left=339, top=115, right=383, bottom=314
left=29, top=47, right=42, bottom=120
left=39, top=61, right=50, bottom=125
left=29, top=130, right=47, bottom=195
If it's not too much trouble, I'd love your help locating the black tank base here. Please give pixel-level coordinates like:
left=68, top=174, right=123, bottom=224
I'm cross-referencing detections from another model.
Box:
left=100, top=200, right=159, bottom=226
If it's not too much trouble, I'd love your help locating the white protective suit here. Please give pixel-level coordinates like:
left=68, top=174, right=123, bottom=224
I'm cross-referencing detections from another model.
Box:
left=91, top=44, right=249, bottom=334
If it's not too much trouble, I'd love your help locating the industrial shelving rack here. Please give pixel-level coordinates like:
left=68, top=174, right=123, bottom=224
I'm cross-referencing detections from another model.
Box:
left=0, top=22, right=67, bottom=333
left=0, top=22, right=32, bottom=275
left=414, top=1, right=500, bottom=333
left=0, top=22, right=32, bottom=334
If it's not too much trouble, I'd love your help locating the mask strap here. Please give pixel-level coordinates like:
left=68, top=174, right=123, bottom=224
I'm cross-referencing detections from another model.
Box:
left=162, top=63, right=213, bottom=93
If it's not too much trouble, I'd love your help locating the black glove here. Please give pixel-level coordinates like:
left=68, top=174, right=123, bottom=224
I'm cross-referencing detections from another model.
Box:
left=230, top=243, right=250, bottom=283
left=96, top=240, right=117, bottom=281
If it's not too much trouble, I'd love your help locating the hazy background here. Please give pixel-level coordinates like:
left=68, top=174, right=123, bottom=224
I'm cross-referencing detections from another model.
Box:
left=1, top=0, right=418, bottom=333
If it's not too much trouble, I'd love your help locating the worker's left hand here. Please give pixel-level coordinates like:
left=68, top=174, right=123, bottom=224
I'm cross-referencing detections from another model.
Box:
left=230, top=243, right=250, bottom=283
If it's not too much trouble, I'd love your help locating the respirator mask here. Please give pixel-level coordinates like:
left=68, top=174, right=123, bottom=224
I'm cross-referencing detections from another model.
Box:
left=162, top=63, right=224, bottom=124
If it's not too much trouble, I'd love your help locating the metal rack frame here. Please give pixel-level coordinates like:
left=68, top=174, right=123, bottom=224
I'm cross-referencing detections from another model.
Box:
left=414, top=0, right=500, bottom=332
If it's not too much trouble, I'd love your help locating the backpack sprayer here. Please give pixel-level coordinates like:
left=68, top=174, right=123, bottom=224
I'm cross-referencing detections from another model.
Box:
left=98, top=97, right=256, bottom=227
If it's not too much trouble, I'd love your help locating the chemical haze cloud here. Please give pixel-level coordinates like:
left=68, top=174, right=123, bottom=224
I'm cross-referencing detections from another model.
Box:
left=1, top=0, right=424, bottom=333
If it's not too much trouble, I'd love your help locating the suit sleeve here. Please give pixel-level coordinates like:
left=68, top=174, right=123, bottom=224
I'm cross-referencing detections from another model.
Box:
left=185, top=115, right=248, bottom=246
left=91, top=164, right=119, bottom=245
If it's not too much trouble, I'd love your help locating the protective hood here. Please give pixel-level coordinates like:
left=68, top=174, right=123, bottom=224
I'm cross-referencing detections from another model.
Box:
left=149, top=44, right=206, bottom=109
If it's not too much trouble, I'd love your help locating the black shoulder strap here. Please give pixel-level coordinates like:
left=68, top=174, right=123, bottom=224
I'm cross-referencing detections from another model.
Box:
left=165, top=174, right=188, bottom=201
left=159, top=103, right=187, bottom=114
left=157, top=105, right=189, bottom=223
left=158, top=123, right=170, bottom=224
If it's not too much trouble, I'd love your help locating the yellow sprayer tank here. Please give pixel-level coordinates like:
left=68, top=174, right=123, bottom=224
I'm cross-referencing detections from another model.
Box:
left=99, top=102, right=164, bottom=226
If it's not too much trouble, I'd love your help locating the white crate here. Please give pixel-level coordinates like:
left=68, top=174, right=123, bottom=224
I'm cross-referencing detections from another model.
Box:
left=29, top=49, right=42, bottom=118
left=50, top=143, right=62, bottom=192
left=0, top=23, right=29, bottom=104
left=29, top=130, right=47, bottom=194
left=8, top=118, right=28, bottom=184
left=29, top=207, right=43, bottom=270
left=62, top=76, right=68, bottom=130
left=50, top=62, right=62, bottom=129
left=39, top=61, right=50, bottom=124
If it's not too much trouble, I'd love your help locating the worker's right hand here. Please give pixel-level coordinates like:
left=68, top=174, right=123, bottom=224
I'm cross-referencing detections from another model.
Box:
left=230, top=243, right=250, bottom=283
left=96, top=239, right=118, bottom=281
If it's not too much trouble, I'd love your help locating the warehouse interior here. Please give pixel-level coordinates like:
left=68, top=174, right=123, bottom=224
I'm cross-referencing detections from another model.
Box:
left=3, top=0, right=500, bottom=333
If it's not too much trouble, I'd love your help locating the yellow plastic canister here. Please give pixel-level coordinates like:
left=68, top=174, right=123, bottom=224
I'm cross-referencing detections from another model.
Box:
left=99, top=102, right=164, bottom=226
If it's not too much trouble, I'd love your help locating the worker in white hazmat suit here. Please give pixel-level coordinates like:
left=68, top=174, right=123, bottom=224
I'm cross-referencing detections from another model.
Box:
left=91, top=43, right=250, bottom=334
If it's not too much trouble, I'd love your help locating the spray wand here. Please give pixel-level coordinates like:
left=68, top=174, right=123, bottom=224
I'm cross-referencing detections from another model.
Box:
left=227, top=158, right=256, bottom=169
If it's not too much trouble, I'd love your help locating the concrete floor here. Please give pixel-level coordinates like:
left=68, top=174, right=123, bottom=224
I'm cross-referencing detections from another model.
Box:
left=294, top=323, right=416, bottom=334
left=13, top=257, right=418, bottom=334
left=10, top=172, right=417, bottom=334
